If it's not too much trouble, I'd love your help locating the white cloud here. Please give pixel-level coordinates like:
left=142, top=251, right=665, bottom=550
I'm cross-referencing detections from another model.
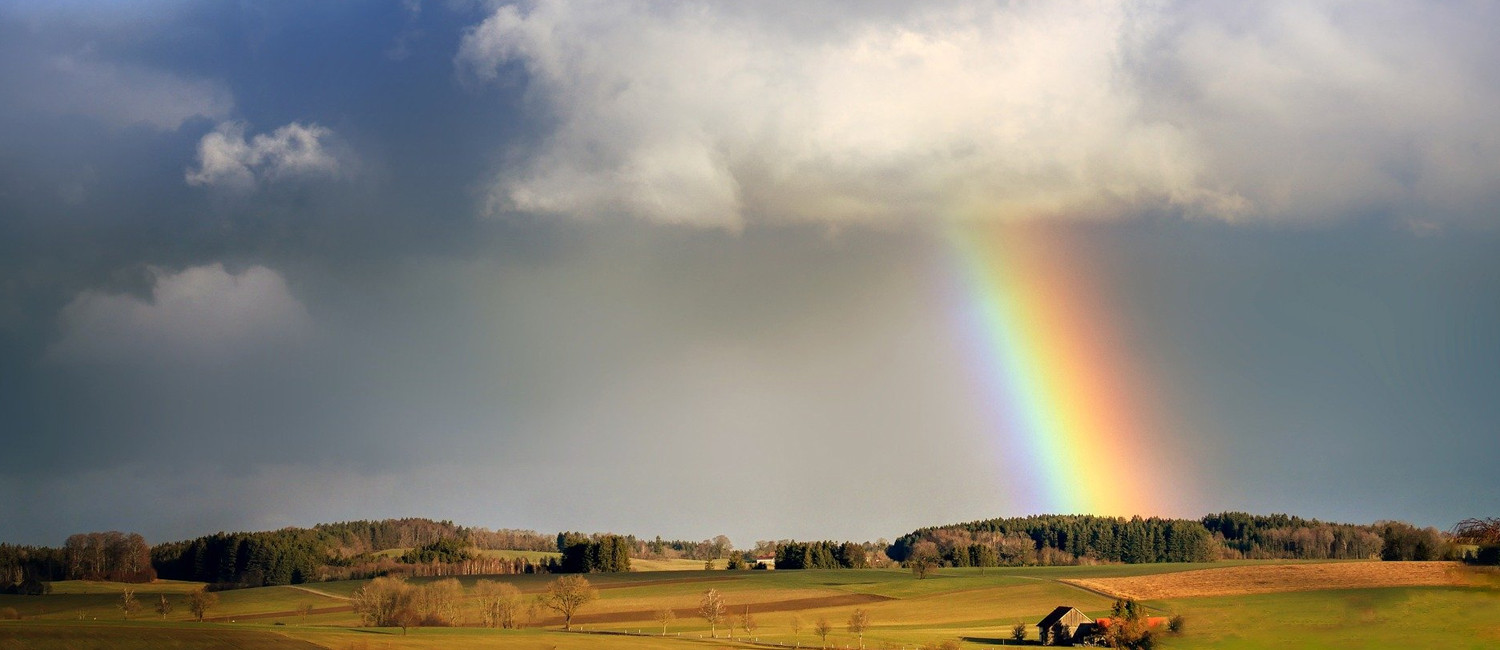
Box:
left=457, top=0, right=1500, bottom=228
left=32, top=54, right=233, bottom=131
left=186, top=121, right=345, bottom=191
left=49, top=264, right=311, bottom=365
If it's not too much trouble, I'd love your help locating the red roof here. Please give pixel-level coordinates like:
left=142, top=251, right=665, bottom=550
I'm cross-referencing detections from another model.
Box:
left=1094, top=617, right=1169, bottom=630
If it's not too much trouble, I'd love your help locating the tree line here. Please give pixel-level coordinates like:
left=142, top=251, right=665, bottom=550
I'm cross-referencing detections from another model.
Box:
left=1202, top=512, right=1385, bottom=559
left=1, top=531, right=155, bottom=591
left=553, top=533, right=632, bottom=573
left=151, top=530, right=323, bottom=587
left=773, top=540, right=869, bottom=569
left=893, top=512, right=1467, bottom=567
left=891, top=514, right=1219, bottom=566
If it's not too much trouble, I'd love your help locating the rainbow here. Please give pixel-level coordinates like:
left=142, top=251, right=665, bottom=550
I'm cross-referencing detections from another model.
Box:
left=946, top=223, right=1166, bottom=516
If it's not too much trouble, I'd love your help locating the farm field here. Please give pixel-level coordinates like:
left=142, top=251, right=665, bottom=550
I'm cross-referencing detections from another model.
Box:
left=2, top=562, right=1497, bottom=649
left=1063, top=560, right=1472, bottom=600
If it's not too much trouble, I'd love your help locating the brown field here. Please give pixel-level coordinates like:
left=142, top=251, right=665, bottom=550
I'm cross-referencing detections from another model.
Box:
left=1063, top=561, right=1473, bottom=600
left=550, top=592, right=893, bottom=626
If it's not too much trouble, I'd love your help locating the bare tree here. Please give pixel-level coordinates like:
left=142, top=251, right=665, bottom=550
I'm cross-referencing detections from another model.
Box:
left=711, top=535, right=733, bottom=559
left=298, top=601, right=314, bottom=620
left=118, top=587, right=140, bottom=619
left=524, top=596, right=544, bottom=628
left=416, top=578, right=463, bottom=626
left=475, top=580, right=523, bottom=628
left=847, top=609, right=870, bottom=649
left=907, top=541, right=940, bottom=580
left=815, top=616, right=833, bottom=648
left=393, top=606, right=420, bottom=635
left=789, top=614, right=804, bottom=648
left=742, top=606, right=758, bottom=638
left=155, top=593, right=172, bottom=620
left=1454, top=517, right=1500, bottom=544
left=539, top=575, right=597, bottom=631
left=699, top=588, right=726, bottom=637
left=1012, top=621, right=1028, bottom=642
left=352, top=576, right=416, bottom=628
left=188, top=589, right=218, bottom=622
left=654, top=607, right=677, bottom=635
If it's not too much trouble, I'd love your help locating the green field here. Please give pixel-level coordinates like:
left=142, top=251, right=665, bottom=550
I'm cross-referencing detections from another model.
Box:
left=3, top=562, right=1497, bottom=649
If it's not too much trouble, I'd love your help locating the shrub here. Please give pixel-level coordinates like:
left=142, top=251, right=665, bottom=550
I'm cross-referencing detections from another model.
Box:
left=0, top=607, right=20, bottom=620
left=1168, top=614, right=1185, bottom=633
left=1476, top=545, right=1500, bottom=566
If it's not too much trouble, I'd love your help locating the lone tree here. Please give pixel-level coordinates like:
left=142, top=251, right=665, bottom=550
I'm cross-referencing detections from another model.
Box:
left=907, top=541, right=940, bottom=580
left=789, top=614, right=804, bottom=648
left=188, top=589, right=218, bottom=622
left=1012, top=621, right=1028, bottom=642
left=847, top=608, right=871, bottom=649
left=699, top=588, right=726, bottom=637
left=155, top=594, right=173, bottom=620
left=742, top=606, right=759, bottom=638
left=539, top=575, right=597, bottom=631
left=118, top=587, right=140, bottom=619
left=654, top=607, right=676, bottom=635
left=814, top=616, right=833, bottom=648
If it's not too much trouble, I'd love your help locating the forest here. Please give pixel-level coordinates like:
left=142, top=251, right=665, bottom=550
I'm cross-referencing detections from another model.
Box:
left=889, top=512, right=1458, bottom=567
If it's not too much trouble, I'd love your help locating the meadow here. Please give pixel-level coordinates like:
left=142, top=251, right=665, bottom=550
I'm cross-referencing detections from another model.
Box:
left=2, top=561, right=1497, bottom=649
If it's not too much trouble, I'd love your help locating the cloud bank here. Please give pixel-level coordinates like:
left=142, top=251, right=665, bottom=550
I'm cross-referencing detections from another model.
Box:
left=50, top=264, right=310, bottom=365
left=458, top=0, right=1500, bottom=229
left=186, top=122, right=345, bottom=191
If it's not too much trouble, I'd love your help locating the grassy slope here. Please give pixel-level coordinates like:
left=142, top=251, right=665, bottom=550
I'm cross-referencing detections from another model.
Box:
left=1157, top=586, right=1500, bottom=649
left=3, top=562, right=1498, bottom=649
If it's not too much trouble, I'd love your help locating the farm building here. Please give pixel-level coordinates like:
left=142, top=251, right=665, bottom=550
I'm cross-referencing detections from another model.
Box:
left=753, top=555, right=775, bottom=569
left=1036, top=606, right=1094, bottom=645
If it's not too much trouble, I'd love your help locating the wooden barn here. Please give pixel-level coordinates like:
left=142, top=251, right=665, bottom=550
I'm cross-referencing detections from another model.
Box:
left=1036, top=605, right=1094, bottom=645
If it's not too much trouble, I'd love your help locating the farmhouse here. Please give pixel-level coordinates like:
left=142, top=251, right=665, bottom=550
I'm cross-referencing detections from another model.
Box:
left=1036, top=605, right=1094, bottom=645
left=753, top=555, right=775, bottom=569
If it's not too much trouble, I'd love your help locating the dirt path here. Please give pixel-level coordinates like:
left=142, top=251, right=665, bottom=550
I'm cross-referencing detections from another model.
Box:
left=284, top=584, right=351, bottom=601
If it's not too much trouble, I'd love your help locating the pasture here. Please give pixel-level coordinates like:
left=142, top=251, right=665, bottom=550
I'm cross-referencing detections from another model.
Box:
left=2, top=561, right=1496, bottom=649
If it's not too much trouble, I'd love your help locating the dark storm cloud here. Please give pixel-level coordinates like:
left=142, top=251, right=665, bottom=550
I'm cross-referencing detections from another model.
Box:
left=1, top=2, right=1498, bottom=546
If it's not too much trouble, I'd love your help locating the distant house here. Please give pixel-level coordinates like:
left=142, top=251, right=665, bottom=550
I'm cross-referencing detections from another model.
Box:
left=1036, top=606, right=1094, bottom=645
left=753, top=555, right=775, bottom=569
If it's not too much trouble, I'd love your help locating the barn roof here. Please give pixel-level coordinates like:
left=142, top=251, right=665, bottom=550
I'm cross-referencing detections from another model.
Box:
left=1037, top=606, right=1080, bottom=628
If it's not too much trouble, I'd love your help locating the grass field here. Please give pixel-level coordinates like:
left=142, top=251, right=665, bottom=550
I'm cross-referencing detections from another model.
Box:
left=3, top=561, right=1497, bottom=649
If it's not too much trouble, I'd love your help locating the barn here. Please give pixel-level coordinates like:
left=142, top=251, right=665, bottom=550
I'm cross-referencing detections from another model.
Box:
left=1035, top=605, right=1094, bottom=645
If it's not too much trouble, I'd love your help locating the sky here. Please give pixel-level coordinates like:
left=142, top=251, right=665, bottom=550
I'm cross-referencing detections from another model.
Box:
left=1, top=0, right=1498, bottom=548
